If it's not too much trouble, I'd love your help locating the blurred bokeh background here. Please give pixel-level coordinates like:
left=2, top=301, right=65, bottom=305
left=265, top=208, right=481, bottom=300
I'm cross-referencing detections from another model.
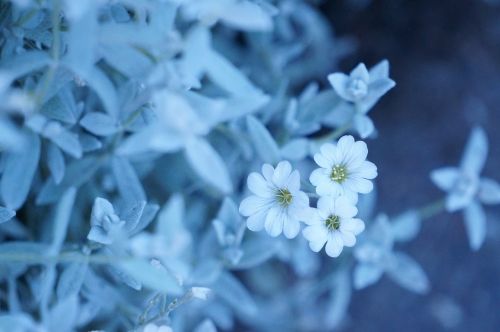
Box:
left=321, top=1, right=500, bottom=330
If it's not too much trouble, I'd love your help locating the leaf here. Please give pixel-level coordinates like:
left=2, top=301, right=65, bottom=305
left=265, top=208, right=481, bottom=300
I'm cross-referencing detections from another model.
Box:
left=68, top=66, right=119, bottom=118
left=0, top=51, right=51, bottom=84
left=47, top=143, right=65, bottom=184
left=463, top=200, right=486, bottom=251
left=40, top=90, right=78, bottom=124
left=185, top=137, right=232, bottom=194
left=1, top=131, right=40, bottom=210
left=157, top=194, right=184, bottom=241
left=117, top=259, right=182, bottom=295
left=353, top=263, right=383, bottom=290
left=234, top=238, right=277, bottom=270
left=205, top=49, right=263, bottom=97
left=47, top=295, right=79, bottom=332
left=46, top=126, right=83, bottom=159
left=0, top=206, right=15, bottom=224
left=111, top=156, right=146, bottom=202
left=50, top=187, right=76, bottom=253
left=246, top=115, right=280, bottom=163
left=386, top=252, right=429, bottom=294
left=212, top=271, right=257, bottom=317
left=80, top=112, right=118, bottom=136
left=56, top=260, right=89, bottom=300
left=37, top=156, right=101, bottom=205
left=64, top=3, right=97, bottom=75
left=0, top=314, right=38, bottom=332
left=131, top=203, right=160, bottom=235
left=280, top=138, right=309, bottom=161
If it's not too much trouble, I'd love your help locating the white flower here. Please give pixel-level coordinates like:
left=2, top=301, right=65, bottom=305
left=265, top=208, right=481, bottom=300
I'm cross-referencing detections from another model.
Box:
left=302, top=196, right=364, bottom=257
left=430, top=127, right=500, bottom=250
left=143, top=323, right=173, bottom=332
left=239, top=161, right=311, bottom=239
left=190, top=287, right=211, bottom=300
left=310, top=135, right=377, bottom=202
left=325, top=60, right=395, bottom=138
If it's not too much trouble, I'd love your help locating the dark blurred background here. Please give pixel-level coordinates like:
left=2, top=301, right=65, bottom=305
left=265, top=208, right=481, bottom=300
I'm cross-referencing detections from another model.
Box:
left=321, top=0, right=500, bottom=331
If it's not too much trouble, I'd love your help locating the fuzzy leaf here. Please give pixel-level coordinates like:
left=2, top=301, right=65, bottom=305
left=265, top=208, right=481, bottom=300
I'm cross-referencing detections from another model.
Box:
left=1, top=131, right=40, bottom=210
left=185, top=137, right=232, bottom=194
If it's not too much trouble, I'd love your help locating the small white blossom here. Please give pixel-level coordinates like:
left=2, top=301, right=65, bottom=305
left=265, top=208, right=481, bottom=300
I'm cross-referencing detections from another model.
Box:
left=302, top=196, right=364, bottom=257
left=310, top=135, right=377, bottom=202
left=326, top=60, right=395, bottom=138
left=190, top=287, right=211, bottom=300
left=239, top=161, right=311, bottom=239
left=430, top=127, right=500, bottom=250
left=143, top=323, right=173, bottom=332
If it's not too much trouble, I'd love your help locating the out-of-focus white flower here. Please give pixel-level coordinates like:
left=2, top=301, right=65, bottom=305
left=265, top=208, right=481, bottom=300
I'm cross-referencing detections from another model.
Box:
left=326, top=60, right=395, bottom=138
left=143, top=323, right=173, bottom=332
left=431, top=127, right=500, bottom=250
left=190, top=287, right=211, bottom=300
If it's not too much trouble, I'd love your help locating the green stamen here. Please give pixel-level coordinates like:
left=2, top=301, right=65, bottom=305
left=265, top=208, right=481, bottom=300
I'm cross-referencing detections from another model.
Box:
left=330, top=164, right=348, bottom=183
left=325, top=215, right=340, bottom=231
left=276, top=188, right=293, bottom=207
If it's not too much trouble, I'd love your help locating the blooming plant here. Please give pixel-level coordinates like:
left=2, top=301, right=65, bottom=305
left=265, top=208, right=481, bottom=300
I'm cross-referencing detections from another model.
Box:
left=0, top=0, right=495, bottom=331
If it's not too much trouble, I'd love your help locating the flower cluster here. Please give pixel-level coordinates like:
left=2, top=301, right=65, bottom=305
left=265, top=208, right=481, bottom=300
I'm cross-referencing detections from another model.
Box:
left=239, top=135, right=377, bottom=257
left=0, top=0, right=494, bottom=331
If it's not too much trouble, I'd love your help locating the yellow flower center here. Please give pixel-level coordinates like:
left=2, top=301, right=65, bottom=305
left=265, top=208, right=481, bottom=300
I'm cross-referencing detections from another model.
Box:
left=330, top=164, right=348, bottom=183
left=276, top=188, right=293, bottom=207
left=325, top=215, right=341, bottom=231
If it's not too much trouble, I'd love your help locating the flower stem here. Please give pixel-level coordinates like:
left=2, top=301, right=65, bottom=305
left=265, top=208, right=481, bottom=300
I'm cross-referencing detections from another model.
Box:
left=418, top=198, right=446, bottom=220
left=315, top=120, right=353, bottom=143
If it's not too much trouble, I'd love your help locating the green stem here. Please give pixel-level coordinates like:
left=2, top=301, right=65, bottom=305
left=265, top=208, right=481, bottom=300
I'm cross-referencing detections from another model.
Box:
left=315, top=120, right=353, bottom=144
left=418, top=198, right=446, bottom=220
left=0, top=251, right=133, bottom=265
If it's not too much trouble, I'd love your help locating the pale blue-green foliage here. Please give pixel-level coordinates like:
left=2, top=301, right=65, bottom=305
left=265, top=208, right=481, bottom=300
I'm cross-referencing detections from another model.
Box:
left=0, top=0, right=490, bottom=331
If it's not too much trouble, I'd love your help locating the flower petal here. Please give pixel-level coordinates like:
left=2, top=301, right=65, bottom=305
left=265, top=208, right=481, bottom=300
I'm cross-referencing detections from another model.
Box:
left=344, top=140, right=368, bottom=168
left=340, top=218, right=365, bottom=235
left=283, top=217, right=300, bottom=239
left=262, top=163, right=274, bottom=182
left=334, top=196, right=358, bottom=218
left=310, top=168, right=329, bottom=186
left=336, top=135, right=355, bottom=161
left=314, top=153, right=333, bottom=169
left=246, top=209, right=268, bottom=232
left=264, top=207, right=284, bottom=237
left=247, top=172, right=273, bottom=197
left=445, top=191, right=472, bottom=212
left=239, top=195, right=270, bottom=216
left=273, top=161, right=292, bottom=188
left=430, top=167, right=459, bottom=192
left=303, top=225, right=327, bottom=245
left=340, top=230, right=356, bottom=247
left=345, top=177, right=373, bottom=194
left=325, top=232, right=344, bottom=257
left=285, top=170, right=300, bottom=192
left=355, top=161, right=377, bottom=180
